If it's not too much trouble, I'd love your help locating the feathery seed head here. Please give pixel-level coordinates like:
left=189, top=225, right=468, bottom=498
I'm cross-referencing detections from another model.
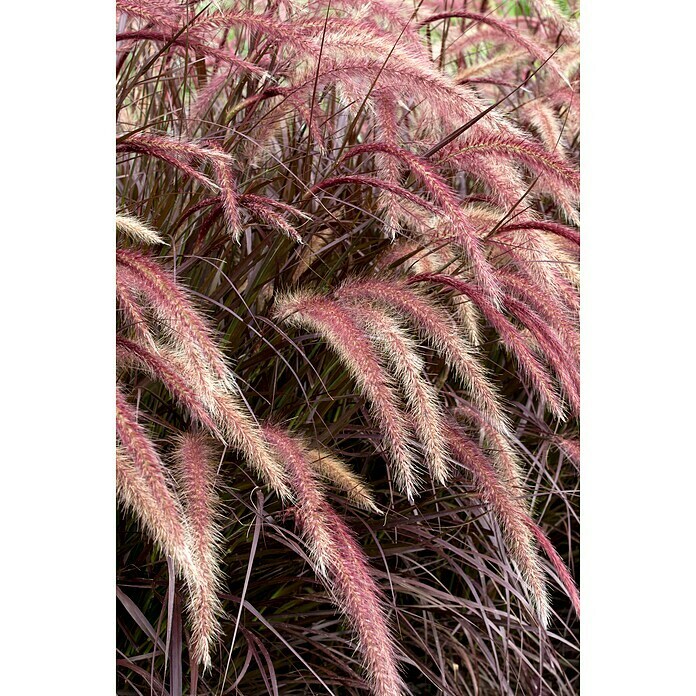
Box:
left=173, top=433, right=226, bottom=670
left=263, top=425, right=405, bottom=696
left=337, top=278, right=512, bottom=436
left=115, top=388, right=198, bottom=586
left=445, top=419, right=551, bottom=627
left=274, top=290, right=420, bottom=501
left=412, top=273, right=567, bottom=420
left=309, top=449, right=381, bottom=513
left=342, top=301, right=450, bottom=486
left=116, top=213, right=165, bottom=245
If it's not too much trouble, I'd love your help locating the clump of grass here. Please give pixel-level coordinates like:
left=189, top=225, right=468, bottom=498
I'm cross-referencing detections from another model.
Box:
left=117, top=1, right=580, bottom=693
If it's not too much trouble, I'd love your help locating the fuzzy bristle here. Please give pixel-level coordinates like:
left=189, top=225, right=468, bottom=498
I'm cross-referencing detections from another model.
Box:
left=116, top=213, right=165, bottom=245
left=337, top=278, right=511, bottom=436
left=264, top=426, right=405, bottom=696
left=310, top=449, right=381, bottom=513
left=116, top=388, right=196, bottom=586
left=412, top=274, right=567, bottom=420
left=445, top=420, right=551, bottom=627
left=274, top=290, right=420, bottom=501
left=344, top=302, right=450, bottom=486
left=173, top=433, right=225, bottom=670
left=116, top=251, right=291, bottom=499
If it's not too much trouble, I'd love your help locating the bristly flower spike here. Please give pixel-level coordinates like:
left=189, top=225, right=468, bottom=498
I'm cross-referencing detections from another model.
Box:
left=115, top=388, right=198, bottom=588
left=264, top=425, right=405, bottom=696
left=116, top=251, right=291, bottom=499
left=173, top=433, right=226, bottom=670
left=274, top=290, right=420, bottom=501
left=445, top=419, right=550, bottom=627
left=116, top=213, right=165, bottom=245
left=336, top=278, right=513, bottom=437
left=411, top=274, right=567, bottom=419
left=342, top=301, right=451, bottom=486
left=309, top=449, right=381, bottom=513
